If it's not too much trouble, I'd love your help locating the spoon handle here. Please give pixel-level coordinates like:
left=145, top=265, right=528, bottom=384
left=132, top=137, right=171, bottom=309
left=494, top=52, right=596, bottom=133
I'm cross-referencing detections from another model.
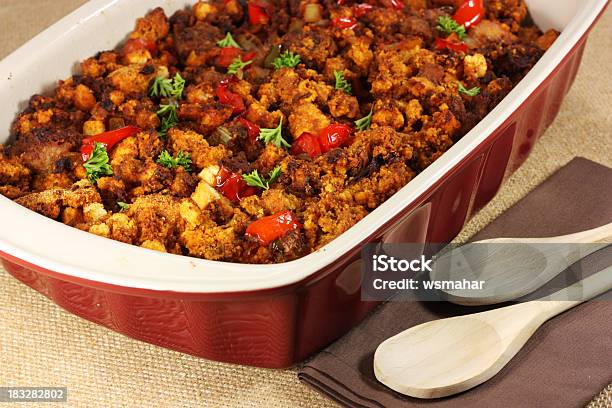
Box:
left=535, top=265, right=612, bottom=316
left=560, top=221, right=612, bottom=243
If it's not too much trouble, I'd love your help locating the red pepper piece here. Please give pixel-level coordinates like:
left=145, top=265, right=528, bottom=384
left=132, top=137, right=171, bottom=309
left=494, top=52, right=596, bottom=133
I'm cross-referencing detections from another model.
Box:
left=80, top=125, right=141, bottom=161
left=121, top=38, right=157, bottom=56
left=220, top=76, right=238, bottom=85
left=318, top=124, right=353, bottom=153
left=248, top=2, right=270, bottom=25
left=435, top=37, right=468, bottom=53
left=388, top=0, right=404, bottom=10
left=237, top=117, right=260, bottom=143
left=215, top=166, right=257, bottom=202
left=331, top=17, right=358, bottom=30
left=352, top=3, right=374, bottom=18
left=245, top=210, right=302, bottom=245
left=453, top=0, right=485, bottom=29
left=217, top=47, right=242, bottom=67
left=217, top=46, right=257, bottom=69
left=215, top=82, right=245, bottom=115
left=291, top=132, right=322, bottom=158
left=80, top=144, right=95, bottom=162
left=243, top=52, right=257, bottom=62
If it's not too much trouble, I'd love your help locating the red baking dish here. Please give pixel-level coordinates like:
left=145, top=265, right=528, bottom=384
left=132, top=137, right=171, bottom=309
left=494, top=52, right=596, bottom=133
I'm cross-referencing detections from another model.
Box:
left=0, top=0, right=609, bottom=368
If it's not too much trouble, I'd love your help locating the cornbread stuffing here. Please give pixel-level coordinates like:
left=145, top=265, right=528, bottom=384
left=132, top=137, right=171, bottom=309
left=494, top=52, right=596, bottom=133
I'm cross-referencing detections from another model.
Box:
left=0, top=0, right=557, bottom=263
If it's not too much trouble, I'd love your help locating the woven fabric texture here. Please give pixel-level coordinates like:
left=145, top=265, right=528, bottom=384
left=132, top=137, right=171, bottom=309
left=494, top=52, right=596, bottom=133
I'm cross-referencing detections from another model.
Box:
left=0, top=1, right=610, bottom=406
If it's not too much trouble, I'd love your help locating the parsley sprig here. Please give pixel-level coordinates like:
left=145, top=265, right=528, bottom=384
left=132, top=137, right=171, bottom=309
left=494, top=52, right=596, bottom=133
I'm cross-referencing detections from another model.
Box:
left=272, top=51, right=301, bottom=70
left=157, top=103, right=178, bottom=119
left=437, top=16, right=466, bottom=40
left=159, top=115, right=177, bottom=137
left=334, top=70, right=352, bottom=94
left=217, top=32, right=241, bottom=49
left=84, top=142, right=113, bottom=184
left=157, top=102, right=179, bottom=137
left=259, top=118, right=290, bottom=148
left=117, top=202, right=130, bottom=212
left=170, top=74, right=186, bottom=99
left=458, top=82, right=481, bottom=96
left=354, top=108, right=373, bottom=131
left=242, top=166, right=282, bottom=190
left=151, top=74, right=185, bottom=137
left=156, top=150, right=192, bottom=171
left=149, top=73, right=186, bottom=100
left=228, top=57, right=253, bottom=76
left=150, top=77, right=173, bottom=99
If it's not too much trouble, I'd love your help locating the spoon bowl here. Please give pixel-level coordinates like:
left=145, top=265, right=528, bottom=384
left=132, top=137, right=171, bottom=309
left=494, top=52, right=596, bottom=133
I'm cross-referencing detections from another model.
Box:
left=374, top=266, right=612, bottom=399
left=430, top=222, right=612, bottom=305
left=374, top=316, right=504, bottom=399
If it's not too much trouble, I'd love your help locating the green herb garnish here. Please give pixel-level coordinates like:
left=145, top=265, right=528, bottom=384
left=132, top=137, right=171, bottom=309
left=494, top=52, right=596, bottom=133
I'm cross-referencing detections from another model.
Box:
left=217, top=32, right=241, bottom=49
left=169, top=73, right=186, bottom=100
left=242, top=166, right=282, bottom=190
left=149, top=73, right=186, bottom=100
left=228, top=57, right=253, bottom=76
left=157, top=103, right=178, bottom=119
left=152, top=74, right=184, bottom=137
left=272, top=51, right=301, bottom=70
left=159, top=116, right=176, bottom=138
left=117, top=202, right=130, bottom=212
left=457, top=82, right=481, bottom=96
left=437, top=16, right=466, bottom=40
left=149, top=77, right=173, bottom=98
left=334, top=70, right=352, bottom=95
left=354, top=108, right=373, bottom=131
left=156, top=150, right=192, bottom=171
left=157, top=102, right=179, bottom=137
left=84, top=142, right=113, bottom=184
left=267, top=165, right=282, bottom=184
left=258, top=118, right=290, bottom=148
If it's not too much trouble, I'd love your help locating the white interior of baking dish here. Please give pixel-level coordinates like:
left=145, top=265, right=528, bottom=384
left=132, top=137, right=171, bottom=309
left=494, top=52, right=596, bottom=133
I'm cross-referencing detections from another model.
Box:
left=0, top=0, right=607, bottom=293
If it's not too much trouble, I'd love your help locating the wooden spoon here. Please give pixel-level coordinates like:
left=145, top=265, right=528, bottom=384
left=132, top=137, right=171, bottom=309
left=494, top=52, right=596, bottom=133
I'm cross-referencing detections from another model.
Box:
left=430, top=222, right=612, bottom=305
left=373, top=265, right=612, bottom=399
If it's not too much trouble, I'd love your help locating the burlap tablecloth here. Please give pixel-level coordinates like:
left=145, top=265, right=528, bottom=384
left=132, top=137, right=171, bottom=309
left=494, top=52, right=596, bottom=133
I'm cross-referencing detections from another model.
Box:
left=0, top=1, right=610, bottom=407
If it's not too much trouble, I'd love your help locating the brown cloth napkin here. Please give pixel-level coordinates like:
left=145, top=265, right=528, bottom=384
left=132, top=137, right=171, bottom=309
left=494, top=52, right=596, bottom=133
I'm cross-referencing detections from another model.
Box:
left=299, top=157, right=612, bottom=408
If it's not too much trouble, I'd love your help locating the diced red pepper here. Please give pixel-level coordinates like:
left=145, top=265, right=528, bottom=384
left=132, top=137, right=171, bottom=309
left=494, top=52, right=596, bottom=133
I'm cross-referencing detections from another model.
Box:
left=291, top=132, right=322, bottom=158
left=237, top=117, right=260, bottom=143
left=80, top=125, right=141, bottom=161
left=245, top=210, right=302, bottom=245
left=352, top=3, right=374, bottom=18
left=217, top=47, right=242, bottom=67
left=217, top=48, right=257, bottom=69
left=331, top=17, right=358, bottom=30
left=243, top=52, right=257, bottom=62
left=435, top=37, right=468, bottom=53
left=453, top=0, right=485, bottom=29
left=388, top=0, right=404, bottom=10
left=248, top=2, right=270, bottom=25
left=81, top=144, right=95, bottom=162
left=121, top=38, right=157, bottom=56
left=215, top=166, right=257, bottom=202
left=215, top=81, right=245, bottom=115
left=318, top=124, right=353, bottom=153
